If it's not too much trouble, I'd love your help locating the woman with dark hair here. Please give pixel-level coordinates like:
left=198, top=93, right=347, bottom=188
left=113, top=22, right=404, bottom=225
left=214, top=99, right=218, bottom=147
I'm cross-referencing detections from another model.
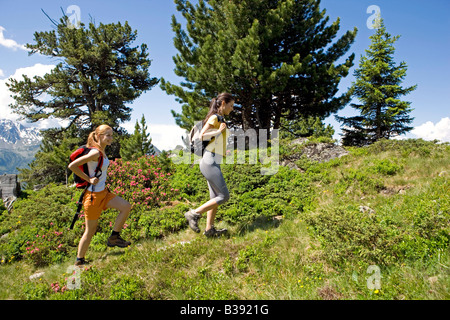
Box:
left=185, top=93, right=234, bottom=237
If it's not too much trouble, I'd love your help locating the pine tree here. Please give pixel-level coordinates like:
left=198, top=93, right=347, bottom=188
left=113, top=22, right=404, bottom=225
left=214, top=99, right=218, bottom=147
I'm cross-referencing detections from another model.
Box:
left=120, top=115, right=155, bottom=160
left=336, top=18, right=416, bottom=146
left=161, top=0, right=357, bottom=131
left=6, top=13, right=158, bottom=186
left=7, top=13, right=158, bottom=131
left=280, top=115, right=334, bottom=139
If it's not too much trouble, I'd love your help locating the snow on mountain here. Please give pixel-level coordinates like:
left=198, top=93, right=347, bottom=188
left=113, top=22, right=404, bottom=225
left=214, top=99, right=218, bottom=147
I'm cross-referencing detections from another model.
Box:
left=0, top=119, right=42, bottom=146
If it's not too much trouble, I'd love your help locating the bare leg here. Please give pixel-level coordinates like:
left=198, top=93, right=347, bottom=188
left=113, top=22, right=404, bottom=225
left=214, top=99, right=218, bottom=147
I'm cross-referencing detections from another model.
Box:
left=106, top=196, right=132, bottom=232
left=195, top=199, right=218, bottom=215
left=206, top=207, right=218, bottom=231
left=77, top=219, right=98, bottom=258
left=195, top=199, right=219, bottom=231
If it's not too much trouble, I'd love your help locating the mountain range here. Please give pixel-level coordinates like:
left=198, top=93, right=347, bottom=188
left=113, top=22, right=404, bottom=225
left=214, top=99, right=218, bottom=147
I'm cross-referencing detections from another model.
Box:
left=0, top=119, right=163, bottom=174
left=0, top=119, right=42, bottom=174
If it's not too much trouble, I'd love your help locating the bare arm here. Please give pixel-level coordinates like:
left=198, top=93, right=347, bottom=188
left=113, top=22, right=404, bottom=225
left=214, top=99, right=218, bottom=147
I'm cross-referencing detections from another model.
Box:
left=200, top=122, right=227, bottom=141
left=68, top=149, right=101, bottom=185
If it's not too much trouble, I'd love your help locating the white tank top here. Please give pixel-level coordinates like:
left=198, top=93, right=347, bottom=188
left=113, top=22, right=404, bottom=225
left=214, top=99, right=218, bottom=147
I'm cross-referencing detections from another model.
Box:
left=86, top=151, right=110, bottom=192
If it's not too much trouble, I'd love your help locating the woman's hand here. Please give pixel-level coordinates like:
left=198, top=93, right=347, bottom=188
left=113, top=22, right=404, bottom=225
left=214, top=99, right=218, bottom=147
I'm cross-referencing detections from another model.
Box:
left=68, top=148, right=101, bottom=184
left=89, top=177, right=99, bottom=185
left=219, top=122, right=227, bottom=133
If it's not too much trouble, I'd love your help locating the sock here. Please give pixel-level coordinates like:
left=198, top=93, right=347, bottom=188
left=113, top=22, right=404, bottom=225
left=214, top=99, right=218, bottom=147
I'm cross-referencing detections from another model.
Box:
left=111, top=230, right=120, bottom=237
left=76, top=257, right=85, bottom=262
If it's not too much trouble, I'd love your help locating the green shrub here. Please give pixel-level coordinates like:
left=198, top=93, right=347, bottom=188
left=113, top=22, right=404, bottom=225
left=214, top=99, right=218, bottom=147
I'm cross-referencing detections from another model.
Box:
left=306, top=176, right=450, bottom=266
left=306, top=204, right=400, bottom=265
left=136, top=204, right=189, bottom=239
left=169, top=163, right=209, bottom=203
left=0, top=184, right=81, bottom=266
left=391, top=178, right=450, bottom=260
left=368, top=159, right=403, bottom=176
left=366, top=138, right=448, bottom=158
left=109, top=275, right=146, bottom=300
left=22, top=281, right=50, bottom=300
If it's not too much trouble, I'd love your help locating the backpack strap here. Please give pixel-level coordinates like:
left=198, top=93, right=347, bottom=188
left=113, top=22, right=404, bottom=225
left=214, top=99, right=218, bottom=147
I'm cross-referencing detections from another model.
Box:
left=94, top=150, right=104, bottom=177
left=214, top=113, right=225, bottom=123
left=69, top=147, right=105, bottom=229
left=89, top=148, right=104, bottom=196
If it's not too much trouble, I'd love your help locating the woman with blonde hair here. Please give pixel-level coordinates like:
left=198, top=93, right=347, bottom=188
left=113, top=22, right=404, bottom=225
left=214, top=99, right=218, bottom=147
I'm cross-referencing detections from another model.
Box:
left=68, top=124, right=132, bottom=266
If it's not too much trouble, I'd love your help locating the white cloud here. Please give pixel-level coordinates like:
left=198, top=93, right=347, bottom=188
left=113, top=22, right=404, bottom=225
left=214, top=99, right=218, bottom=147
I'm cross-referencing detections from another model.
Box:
left=120, top=121, right=136, bottom=135
left=1, top=64, right=186, bottom=144
left=0, top=26, right=28, bottom=51
left=122, top=122, right=187, bottom=151
left=0, top=69, right=4, bottom=78
left=149, top=124, right=188, bottom=151
left=411, top=117, right=450, bottom=142
left=0, top=63, right=56, bottom=124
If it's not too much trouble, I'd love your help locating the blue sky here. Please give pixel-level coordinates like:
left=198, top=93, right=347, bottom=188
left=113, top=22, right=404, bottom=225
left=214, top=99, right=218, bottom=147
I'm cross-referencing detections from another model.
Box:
left=0, top=0, right=449, bottom=150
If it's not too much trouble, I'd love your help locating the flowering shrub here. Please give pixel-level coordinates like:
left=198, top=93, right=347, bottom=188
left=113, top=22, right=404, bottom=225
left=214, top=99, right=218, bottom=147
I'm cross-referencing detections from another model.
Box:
left=23, top=226, right=70, bottom=266
left=0, top=184, right=81, bottom=266
left=107, top=155, right=180, bottom=208
left=0, top=155, right=189, bottom=267
left=50, top=282, right=67, bottom=294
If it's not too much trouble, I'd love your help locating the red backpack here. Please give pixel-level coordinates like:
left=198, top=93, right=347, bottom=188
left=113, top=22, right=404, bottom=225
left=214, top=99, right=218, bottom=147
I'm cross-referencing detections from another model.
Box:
left=68, top=146, right=104, bottom=188
left=68, top=146, right=104, bottom=230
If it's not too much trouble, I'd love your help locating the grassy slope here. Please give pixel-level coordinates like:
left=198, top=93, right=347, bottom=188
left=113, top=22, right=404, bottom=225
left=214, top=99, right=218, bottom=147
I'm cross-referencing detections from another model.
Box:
left=0, top=139, right=449, bottom=300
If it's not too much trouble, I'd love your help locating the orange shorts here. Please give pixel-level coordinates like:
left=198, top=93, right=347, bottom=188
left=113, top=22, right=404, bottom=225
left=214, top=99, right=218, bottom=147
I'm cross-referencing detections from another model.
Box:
left=83, top=188, right=116, bottom=220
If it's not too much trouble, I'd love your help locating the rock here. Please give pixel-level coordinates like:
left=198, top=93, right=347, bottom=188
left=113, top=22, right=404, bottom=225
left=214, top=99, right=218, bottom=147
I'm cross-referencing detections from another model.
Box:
left=428, top=276, right=438, bottom=285
left=33, top=184, right=45, bottom=191
left=0, top=174, right=20, bottom=200
left=29, top=272, right=45, bottom=280
left=157, top=240, right=192, bottom=252
left=381, top=185, right=412, bottom=196
left=301, top=143, right=349, bottom=163
left=3, top=196, right=16, bottom=212
left=290, top=137, right=309, bottom=146
left=359, top=205, right=376, bottom=216
left=281, top=140, right=349, bottom=171
left=280, top=160, right=304, bottom=172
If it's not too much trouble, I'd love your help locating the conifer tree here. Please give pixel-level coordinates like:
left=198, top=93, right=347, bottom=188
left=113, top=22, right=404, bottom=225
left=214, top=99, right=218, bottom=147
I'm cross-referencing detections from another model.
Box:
left=161, top=0, right=357, bottom=131
left=6, top=13, right=158, bottom=186
left=7, top=14, right=158, bottom=131
left=336, top=19, right=416, bottom=146
left=120, top=115, right=155, bottom=160
left=280, top=115, right=334, bottom=140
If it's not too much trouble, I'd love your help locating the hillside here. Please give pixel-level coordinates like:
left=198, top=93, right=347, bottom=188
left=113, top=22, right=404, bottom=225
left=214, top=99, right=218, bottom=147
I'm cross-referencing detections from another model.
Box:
left=0, top=138, right=448, bottom=300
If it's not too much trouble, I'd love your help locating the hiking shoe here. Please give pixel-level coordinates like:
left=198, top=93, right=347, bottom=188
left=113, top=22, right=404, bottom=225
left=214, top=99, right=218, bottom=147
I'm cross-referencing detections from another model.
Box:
left=185, top=209, right=201, bottom=233
left=74, top=257, right=89, bottom=266
left=203, top=226, right=228, bottom=238
left=107, top=234, right=131, bottom=248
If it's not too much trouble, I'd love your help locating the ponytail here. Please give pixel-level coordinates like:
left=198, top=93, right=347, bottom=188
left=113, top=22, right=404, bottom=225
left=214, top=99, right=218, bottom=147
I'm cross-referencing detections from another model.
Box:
left=204, top=93, right=234, bottom=123
left=86, top=124, right=112, bottom=153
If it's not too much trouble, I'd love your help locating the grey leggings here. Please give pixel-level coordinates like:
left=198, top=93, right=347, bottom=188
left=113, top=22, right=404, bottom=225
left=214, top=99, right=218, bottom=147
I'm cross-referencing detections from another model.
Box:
left=199, top=151, right=230, bottom=205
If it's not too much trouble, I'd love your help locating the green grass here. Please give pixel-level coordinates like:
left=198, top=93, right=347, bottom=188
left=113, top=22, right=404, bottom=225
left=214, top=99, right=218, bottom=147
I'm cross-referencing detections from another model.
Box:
left=0, top=138, right=449, bottom=300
